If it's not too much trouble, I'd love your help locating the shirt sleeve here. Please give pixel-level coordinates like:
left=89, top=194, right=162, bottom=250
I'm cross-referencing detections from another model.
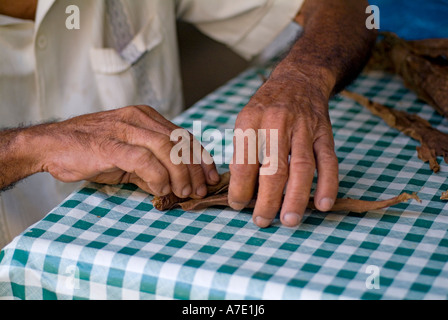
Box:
left=176, top=0, right=304, bottom=60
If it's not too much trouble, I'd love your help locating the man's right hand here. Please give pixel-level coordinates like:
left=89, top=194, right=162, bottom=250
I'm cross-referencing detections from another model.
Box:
left=15, top=105, right=220, bottom=198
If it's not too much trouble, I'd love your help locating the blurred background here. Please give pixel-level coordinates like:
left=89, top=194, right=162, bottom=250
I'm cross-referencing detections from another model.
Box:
left=177, top=21, right=302, bottom=109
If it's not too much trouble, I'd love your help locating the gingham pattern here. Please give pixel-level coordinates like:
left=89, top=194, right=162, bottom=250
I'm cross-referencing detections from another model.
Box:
left=1, top=62, right=448, bottom=300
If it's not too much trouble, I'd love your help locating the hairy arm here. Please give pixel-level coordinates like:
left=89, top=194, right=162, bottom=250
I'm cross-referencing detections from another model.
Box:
left=0, top=126, right=42, bottom=191
left=0, top=106, right=219, bottom=197
left=291, top=0, right=377, bottom=94
left=229, top=0, right=377, bottom=228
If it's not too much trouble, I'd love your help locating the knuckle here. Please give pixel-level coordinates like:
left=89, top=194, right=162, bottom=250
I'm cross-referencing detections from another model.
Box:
left=230, top=163, right=259, bottom=178
left=242, top=101, right=264, bottom=114
left=176, top=163, right=192, bottom=181
left=294, top=110, right=331, bottom=134
left=150, top=165, right=169, bottom=185
left=314, top=138, right=338, bottom=164
left=119, top=105, right=151, bottom=122
left=155, top=135, right=175, bottom=154
left=130, top=148, right=151, bottom=168
left=318, top=149, right=338, bottom=165
left=187, top=164, right=206, bottom=181
left=260, top=169, right=289, bottom=185
left=100, top=138, right=122, bottom=155
left=265, top=107, right=292, bottom=120
left=290, top=156, right=316, bottom=171
left=168, top=160, right=191, bottom=184
left=111, top=120, right=131, bottom=140
left=119, top=105, right=138, bottom=117
left=236, top=105, right=264, bottom=126
left=286, top=189, right=311, bottom=204
left=261, top=108, right=296, bottom=130
left=136, top=104, right=155, bottom=112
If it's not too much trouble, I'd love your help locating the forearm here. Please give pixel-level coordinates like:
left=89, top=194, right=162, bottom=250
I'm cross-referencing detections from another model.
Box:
left=0, top=126, right=43, bottom=191
left=273, top=0, right=377, bottom=95
left=0, top=0, right=37, bottom=20
left=230, top=0, right=377, bottom=227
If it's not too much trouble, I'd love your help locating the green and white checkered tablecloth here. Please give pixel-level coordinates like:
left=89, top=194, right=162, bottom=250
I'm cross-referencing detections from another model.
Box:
left=1, top=61, right=448, bottom=300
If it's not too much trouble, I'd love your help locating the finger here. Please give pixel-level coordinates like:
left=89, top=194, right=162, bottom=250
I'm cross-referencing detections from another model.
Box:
left=252, top=125, right=290, bottom=228
left=176, top=130, right=220, bottom=191
left=128, top=174, right=161, bottom=196
left=228, top=114, right=260, bottom=210
left=200, top=148, right=220, bottom=186
left=186, top=161, right=208, bottom=199
left=312, top=133, right=339, bottom=211
left=280, top=128, right=316, bottom=227
left=121, top=125, right=193, bottom=198
left=252, top=162, right=289, bottom=228
left=193, top=137, right=220, bottom=186
left=91, top=171, right=162, bottom=196
left=133, top=105, right=178, bottom=135
left=131, top=105, right=220, bottom=186
left=105, top=141, right=172, bottom=196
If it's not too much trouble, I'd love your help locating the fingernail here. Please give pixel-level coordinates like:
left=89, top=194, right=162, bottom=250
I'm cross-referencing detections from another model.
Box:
left=229, top=201, right=248, bottom=211
left=162, top=185, right=171, bottom=195
left=182, top=185, right=192, bottom=197
left=209, top=170, right=220, bottom=183
left=255, top=216, right=273, bottom=228
left=319, top=198, right=334, bottom=211
left=283, top=213, right=302, bottom=227
left=196, top=184, right=208, bottom=197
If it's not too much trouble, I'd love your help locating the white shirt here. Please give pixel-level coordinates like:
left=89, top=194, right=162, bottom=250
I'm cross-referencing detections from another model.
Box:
left=0, top=0, right=303, bottom=248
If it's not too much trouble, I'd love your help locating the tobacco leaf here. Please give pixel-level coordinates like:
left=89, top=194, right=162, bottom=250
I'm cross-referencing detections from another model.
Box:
left=178, top=192, right=420, bottom=213
left=342, top=90, right=448, bottom=173
left=152, top=172, right=420, bottom=213
left=406, top=38, right=448, bottom=60
left=152, top=172, right=230, bottom=211
left=441, top=191, right=448, bottom=201
left=367, top=32, right=448, bottom=118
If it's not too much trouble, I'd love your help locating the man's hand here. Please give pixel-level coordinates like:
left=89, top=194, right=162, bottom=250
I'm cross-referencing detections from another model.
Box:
left=229, top=0, right=377, bottom=228
left=229, top=67, right=338, bottom=228
left=1, top=105, right=220, bottom=197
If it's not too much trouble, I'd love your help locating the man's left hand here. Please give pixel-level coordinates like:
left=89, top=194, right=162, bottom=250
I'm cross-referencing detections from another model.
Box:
left=228, top=65, right=339, bottom=228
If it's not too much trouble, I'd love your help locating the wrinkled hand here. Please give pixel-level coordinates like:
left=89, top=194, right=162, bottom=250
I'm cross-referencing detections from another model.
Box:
left=229, top=67, right=339, bottom=228
left=34, top=105, right=220, bottom=198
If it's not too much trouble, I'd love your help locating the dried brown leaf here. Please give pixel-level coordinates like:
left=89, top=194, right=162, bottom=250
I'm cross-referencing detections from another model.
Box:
left=152, top=172, right=419, bottom=214
left=441, top=191, right=448, bottom=200
left=342, top=90, right=448, bottom=172
left=179, top=192, right=420, bottom=213
left=152, top=171, right=231, bottom=211
left=366, top=33, right=448, bottom=118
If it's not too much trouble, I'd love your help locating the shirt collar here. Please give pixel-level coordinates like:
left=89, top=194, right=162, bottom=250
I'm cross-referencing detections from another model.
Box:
left=0, top=0, right=55, bottom=27
left=35, top=0, right=56, bottom=30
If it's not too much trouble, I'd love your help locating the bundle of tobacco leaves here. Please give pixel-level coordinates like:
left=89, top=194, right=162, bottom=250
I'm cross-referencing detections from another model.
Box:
left=345, top=33, right=448, bottom=174
left=367, top=32, right=448, bottom=118
left=152, top=172, right=420, bottom=213
left=342, top=90, right=448, bottom=173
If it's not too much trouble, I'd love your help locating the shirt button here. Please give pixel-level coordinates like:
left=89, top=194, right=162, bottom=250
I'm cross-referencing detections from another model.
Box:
left=37, top=35, right=48, bottom=49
